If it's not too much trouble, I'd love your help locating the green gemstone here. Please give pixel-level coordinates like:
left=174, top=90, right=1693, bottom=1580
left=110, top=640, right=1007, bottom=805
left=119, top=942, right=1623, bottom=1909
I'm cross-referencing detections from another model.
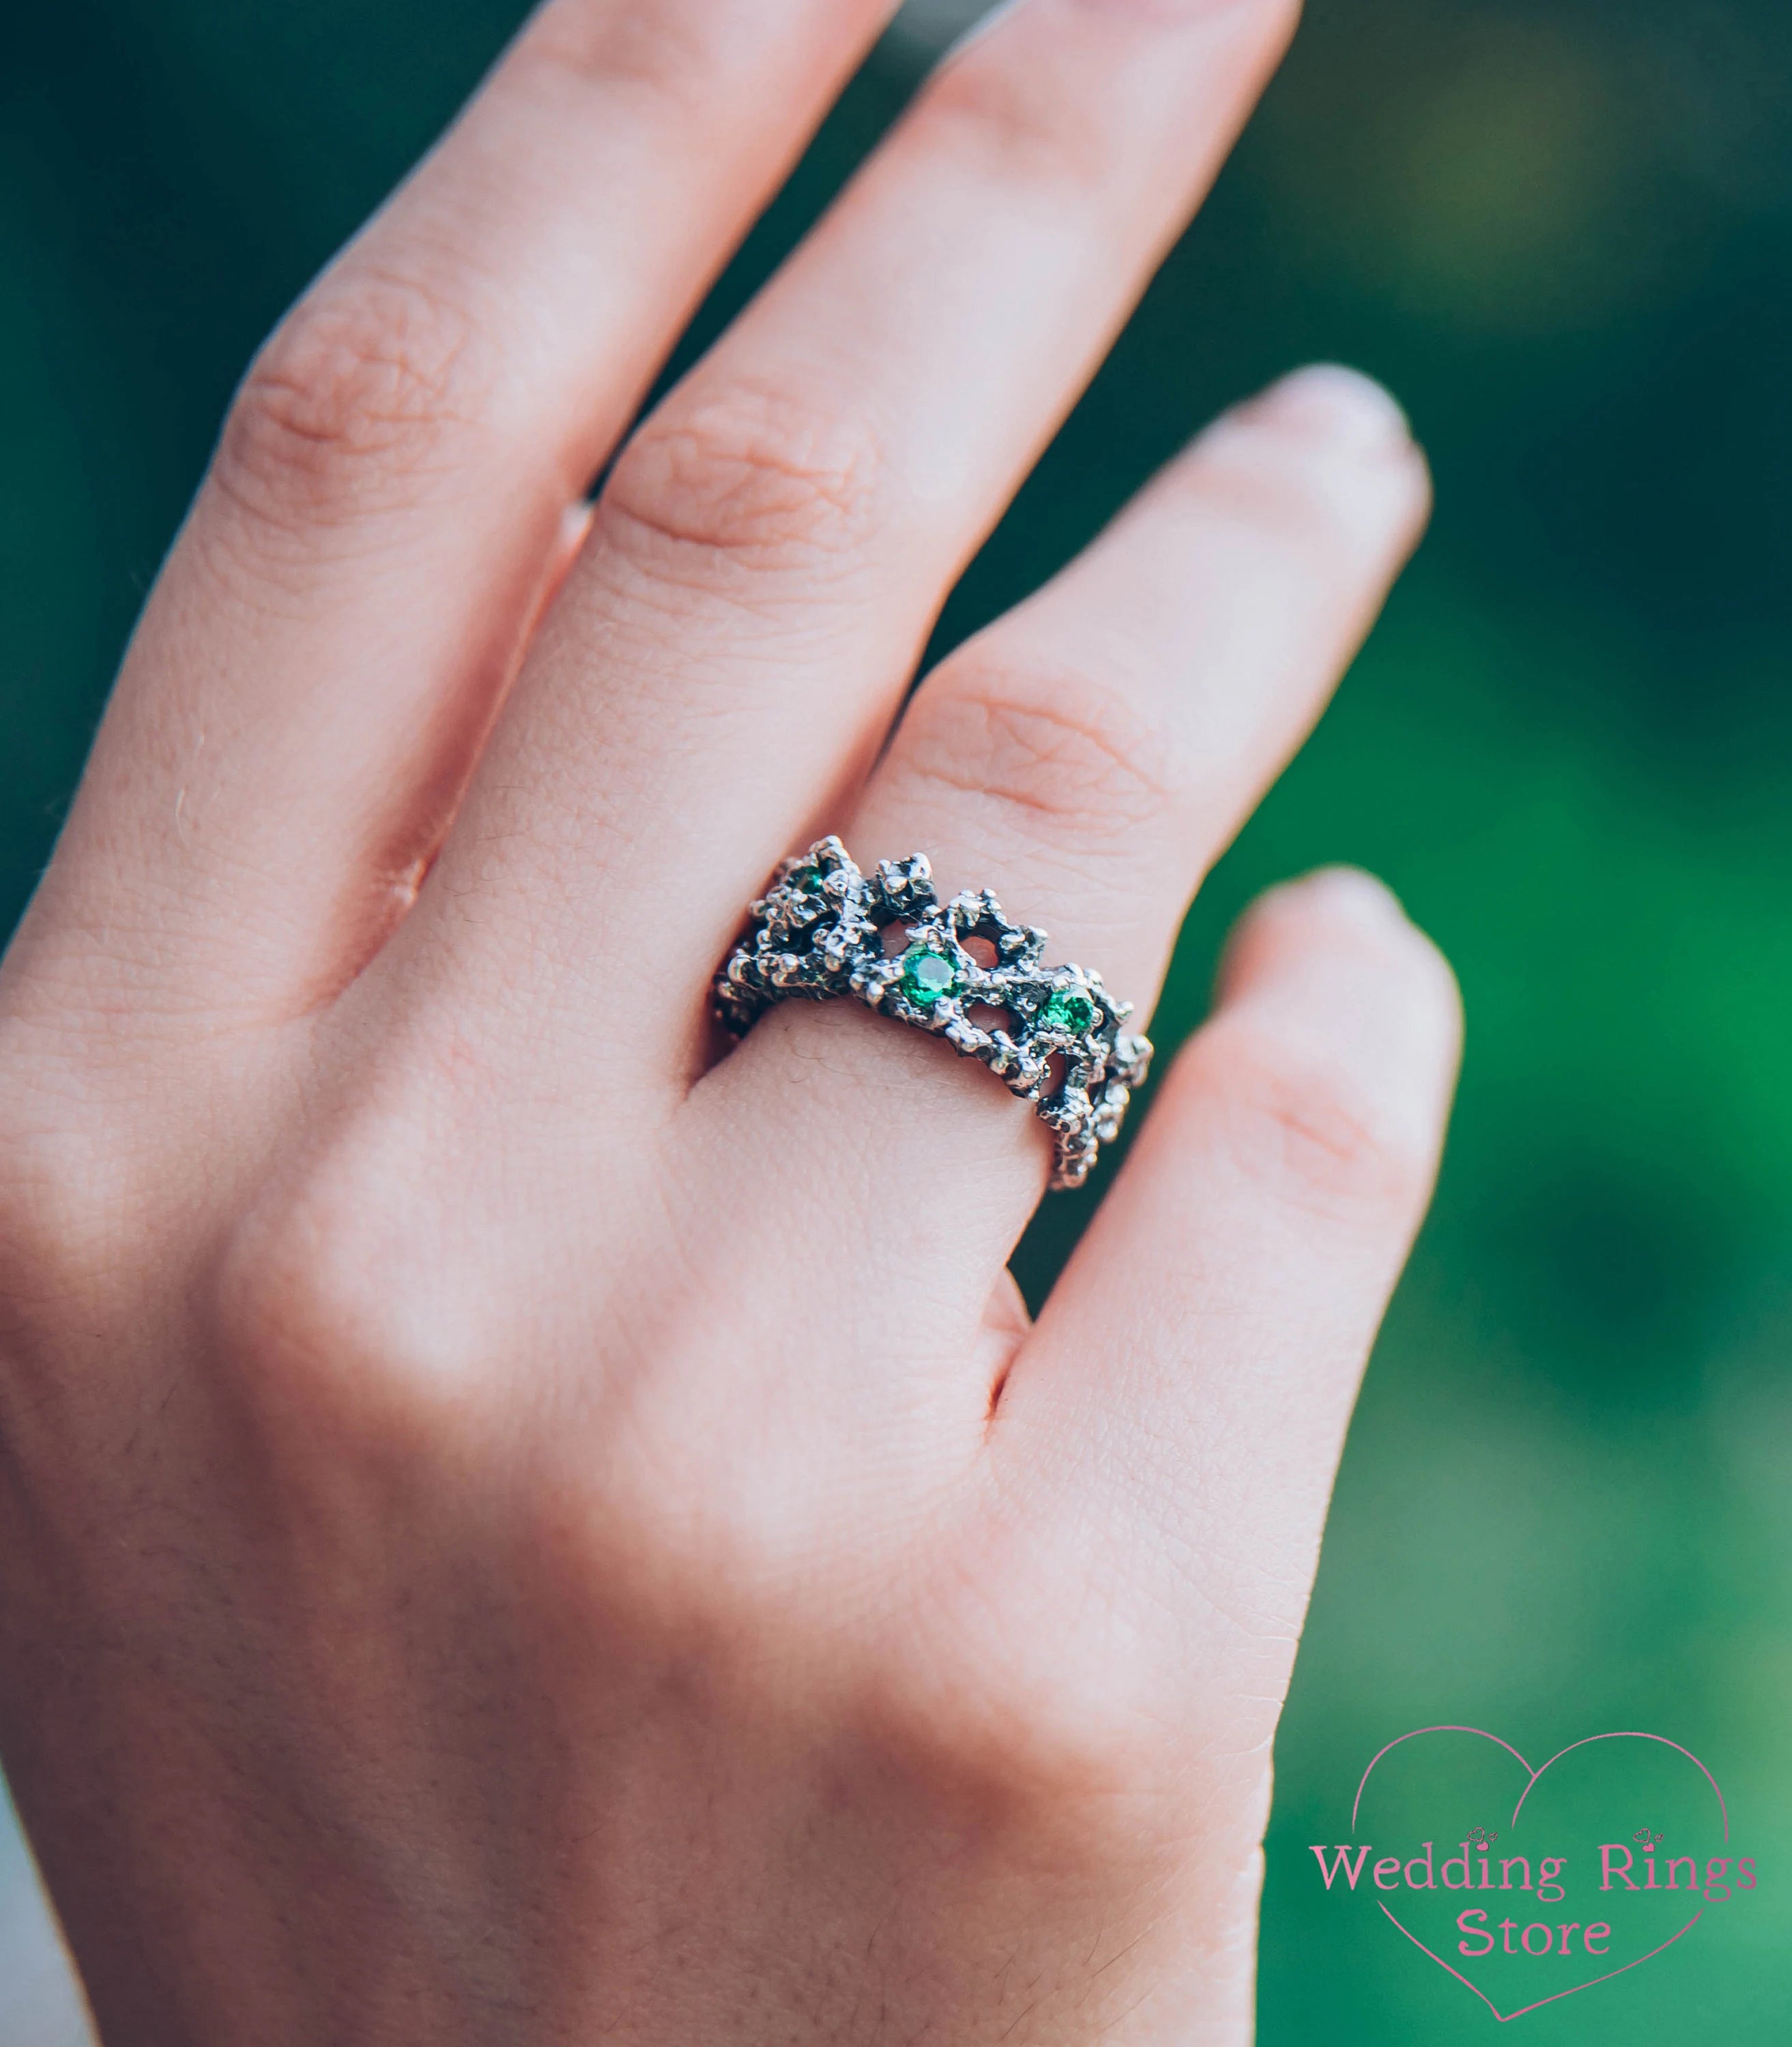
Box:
left=796, top=866, right=828, bottom=895
left=899, top=945, right=960, bottom=1009
left=1042, top=989, right=1096, bottom=1034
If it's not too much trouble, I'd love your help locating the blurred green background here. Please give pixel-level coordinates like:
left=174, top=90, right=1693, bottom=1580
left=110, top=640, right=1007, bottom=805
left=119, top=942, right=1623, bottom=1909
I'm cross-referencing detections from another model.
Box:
left=4, top=0, right=1790, bottom=2037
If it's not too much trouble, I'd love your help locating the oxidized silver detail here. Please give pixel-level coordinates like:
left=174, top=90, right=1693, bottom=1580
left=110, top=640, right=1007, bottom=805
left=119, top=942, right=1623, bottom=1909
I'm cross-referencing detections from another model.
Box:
left=714, top=838, right=1153, bottom=1190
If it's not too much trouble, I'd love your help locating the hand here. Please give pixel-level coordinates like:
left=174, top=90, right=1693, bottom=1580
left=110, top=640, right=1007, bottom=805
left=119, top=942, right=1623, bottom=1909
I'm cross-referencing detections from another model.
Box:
left=0, top=1, right=1460, bottom=2041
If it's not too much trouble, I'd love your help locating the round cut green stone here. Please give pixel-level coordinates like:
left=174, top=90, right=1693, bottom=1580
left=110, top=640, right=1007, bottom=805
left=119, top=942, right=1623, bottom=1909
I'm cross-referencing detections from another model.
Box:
left=1042, top=989, right=1096, bottom=1034
left=796, top=866, right=828, bottom=895
left=899, top=945, right=960, bottom=1008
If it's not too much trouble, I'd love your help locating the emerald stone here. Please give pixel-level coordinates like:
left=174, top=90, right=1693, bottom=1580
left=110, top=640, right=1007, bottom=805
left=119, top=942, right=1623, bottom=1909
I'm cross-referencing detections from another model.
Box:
left=1042, top=989, right=1096, bottom=1034
left=899, top=945, right=960, bottom=1009
left=796, top=866, right=828, bottom=895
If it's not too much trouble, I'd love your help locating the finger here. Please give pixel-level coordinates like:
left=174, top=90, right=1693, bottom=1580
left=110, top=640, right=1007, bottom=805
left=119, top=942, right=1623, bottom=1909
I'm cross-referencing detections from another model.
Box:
left=987, top=869, right=1460, bottom=1719
left=23, top=0, right=896, bottom=1027
left=697, top=366, right=1430, bottom=1262
left=401, top=0, right=1303, bottom=1063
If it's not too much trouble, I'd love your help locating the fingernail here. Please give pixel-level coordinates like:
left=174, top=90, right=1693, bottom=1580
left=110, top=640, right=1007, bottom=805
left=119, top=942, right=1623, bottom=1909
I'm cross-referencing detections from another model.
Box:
left=1250, top=364, right=1413, bottom=455
left=1295, top=865, right=1411, bottom=929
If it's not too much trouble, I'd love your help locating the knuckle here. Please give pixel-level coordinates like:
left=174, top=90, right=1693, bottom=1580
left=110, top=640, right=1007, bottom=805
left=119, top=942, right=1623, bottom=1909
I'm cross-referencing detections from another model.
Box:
left=890, top=1627, right=1196, bottom=1866
left=901, top=1537, right=1194, bottom=1838
left=921, top=47, right=1117, bottom=194
left=901, top=656, right=1176, bottom=838
left=1195, top=401, right=1426, bottom=557
left=977, top=1666, right=1170, bottom=1816
left=1207, top=1024, right=1434, bottom=1221
left=515, top=0, right=712, bottom=101
left=0, top=1094, right=133, bottom=1370
left=204, top=1131, right=497, bottom=1463
left=919, top=0, right=1302, bottom=198
left=216, top=269, right=493, bottom=532
left=0, top=1010, right=170, bottom=1315
left=1194, top=436, right=1365, bottom=557
left=601, top=380, right=885, bottom=579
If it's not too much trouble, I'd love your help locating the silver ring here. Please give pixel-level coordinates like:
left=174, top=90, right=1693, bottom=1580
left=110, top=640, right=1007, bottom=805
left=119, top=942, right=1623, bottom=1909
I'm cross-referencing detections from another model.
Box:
left=714, top=838, right=1153, bottom=1190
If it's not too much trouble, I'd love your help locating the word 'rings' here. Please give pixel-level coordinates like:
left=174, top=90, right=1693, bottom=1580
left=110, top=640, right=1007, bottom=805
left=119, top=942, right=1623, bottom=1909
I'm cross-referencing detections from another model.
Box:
left=714, top=839, right=1153, bottom=1190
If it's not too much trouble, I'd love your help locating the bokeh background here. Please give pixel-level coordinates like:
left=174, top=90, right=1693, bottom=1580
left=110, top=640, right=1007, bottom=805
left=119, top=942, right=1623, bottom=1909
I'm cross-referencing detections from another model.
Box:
left=4, top=0, right=1791, bottom=2036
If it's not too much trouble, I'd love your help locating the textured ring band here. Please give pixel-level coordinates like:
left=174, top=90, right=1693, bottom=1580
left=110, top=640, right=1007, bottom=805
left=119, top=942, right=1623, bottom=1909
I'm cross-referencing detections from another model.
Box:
left=714, top=838, right=1153, bottom=1190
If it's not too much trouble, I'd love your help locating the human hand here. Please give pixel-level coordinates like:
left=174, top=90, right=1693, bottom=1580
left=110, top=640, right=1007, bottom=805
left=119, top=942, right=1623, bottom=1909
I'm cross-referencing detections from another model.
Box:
left=0, top=1, right=1460, bottom=2041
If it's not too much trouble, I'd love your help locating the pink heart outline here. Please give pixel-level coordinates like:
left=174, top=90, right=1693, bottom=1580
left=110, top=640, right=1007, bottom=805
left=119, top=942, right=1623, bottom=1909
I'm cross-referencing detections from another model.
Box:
left=1377, top=1898, right=1703, bottom=2023
left=1348, top=1726, right=1729, bottom=2022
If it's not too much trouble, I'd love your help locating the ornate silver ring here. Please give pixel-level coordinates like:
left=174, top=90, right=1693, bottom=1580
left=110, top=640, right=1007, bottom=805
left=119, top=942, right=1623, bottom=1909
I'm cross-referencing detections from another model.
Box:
left=714, top=838, right=1153, bottom=1190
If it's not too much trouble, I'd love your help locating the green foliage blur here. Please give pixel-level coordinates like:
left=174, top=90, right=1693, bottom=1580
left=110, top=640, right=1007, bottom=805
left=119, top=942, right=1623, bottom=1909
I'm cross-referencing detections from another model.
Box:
left=3, top=0, right=1790, bottom=2037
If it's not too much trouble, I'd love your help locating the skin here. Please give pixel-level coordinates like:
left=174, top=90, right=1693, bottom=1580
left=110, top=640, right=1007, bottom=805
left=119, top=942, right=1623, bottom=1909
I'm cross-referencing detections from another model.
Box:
left=0, top=1, right=1462, bottom=2042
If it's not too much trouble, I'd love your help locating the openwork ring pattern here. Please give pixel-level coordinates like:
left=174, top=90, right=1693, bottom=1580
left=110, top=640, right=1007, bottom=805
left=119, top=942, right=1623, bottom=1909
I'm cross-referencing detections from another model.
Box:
left=714, top=838, right=1153, bottom=1189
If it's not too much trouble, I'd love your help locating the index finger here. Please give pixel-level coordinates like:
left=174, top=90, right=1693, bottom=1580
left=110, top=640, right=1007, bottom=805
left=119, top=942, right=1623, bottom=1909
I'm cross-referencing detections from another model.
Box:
left=20, top=0, right=897, bottom=1032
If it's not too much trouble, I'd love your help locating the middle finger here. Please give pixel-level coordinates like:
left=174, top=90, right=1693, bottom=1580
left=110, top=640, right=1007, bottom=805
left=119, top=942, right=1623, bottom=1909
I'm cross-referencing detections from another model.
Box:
left=396, top=0, right=1301, bottom=1076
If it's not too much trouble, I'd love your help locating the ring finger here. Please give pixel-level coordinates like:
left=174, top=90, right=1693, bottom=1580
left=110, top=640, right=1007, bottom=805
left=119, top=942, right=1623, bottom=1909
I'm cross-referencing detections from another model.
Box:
left=695, top=363, right=1431, bottom=1271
